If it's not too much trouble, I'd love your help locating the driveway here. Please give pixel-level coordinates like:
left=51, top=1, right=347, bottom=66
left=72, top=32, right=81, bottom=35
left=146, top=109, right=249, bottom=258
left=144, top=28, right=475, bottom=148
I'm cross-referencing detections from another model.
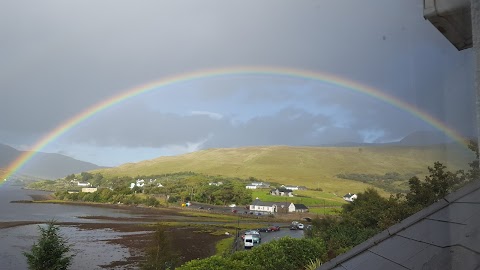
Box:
left=260, top=228, right=304, bottom=243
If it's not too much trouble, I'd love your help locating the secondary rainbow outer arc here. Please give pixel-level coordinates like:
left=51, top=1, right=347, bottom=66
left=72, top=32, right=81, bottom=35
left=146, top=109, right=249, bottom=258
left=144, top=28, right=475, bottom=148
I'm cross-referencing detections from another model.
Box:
left=0, top=66, right=469, bottom=182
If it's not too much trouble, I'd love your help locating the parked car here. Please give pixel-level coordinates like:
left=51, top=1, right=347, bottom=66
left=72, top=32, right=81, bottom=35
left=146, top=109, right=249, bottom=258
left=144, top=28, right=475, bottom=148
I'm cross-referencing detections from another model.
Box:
left=297, top=223, right=304, bottom=230
left=258, top=227, right=270, bottom=232
left=289, top=225, right=298, bottom=230
left=207, top=207, right=212, bottom=210
left=244, top=234, right=261, bottom=249
left=198, top=206, right=204, bottom=209
left=232, top=209, right=237, bottom=213
left=268, top=225, right=280, bottom=231
left=242, top=230, right=261, bottom=240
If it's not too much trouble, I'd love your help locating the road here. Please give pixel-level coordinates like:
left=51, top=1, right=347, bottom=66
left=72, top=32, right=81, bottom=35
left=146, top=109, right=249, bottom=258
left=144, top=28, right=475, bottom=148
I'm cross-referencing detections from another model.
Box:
left=260, top=228, right=304, bottom=243
left=233, top=226, right=305, bottom=252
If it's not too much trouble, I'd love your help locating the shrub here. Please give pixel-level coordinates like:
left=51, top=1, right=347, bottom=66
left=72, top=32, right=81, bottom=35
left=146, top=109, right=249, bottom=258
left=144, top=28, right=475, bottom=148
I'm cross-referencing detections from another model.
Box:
left=23, top=221, right=74, bottom=270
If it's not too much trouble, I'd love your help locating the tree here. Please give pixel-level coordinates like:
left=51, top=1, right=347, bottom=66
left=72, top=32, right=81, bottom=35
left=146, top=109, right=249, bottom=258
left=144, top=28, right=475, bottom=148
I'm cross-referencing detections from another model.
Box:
left=341, top=188, right=389, bottom=229
left=466, top=140, right=479, bottom=182
left=23, top=221, right=73, bottom=270
left=141, top=225, right=179, bottom=270
left=406, top=162, right=464, bottom=208
left=80, top=172, right=93, bottom=182
left=178, top=237, right=325, bottom=270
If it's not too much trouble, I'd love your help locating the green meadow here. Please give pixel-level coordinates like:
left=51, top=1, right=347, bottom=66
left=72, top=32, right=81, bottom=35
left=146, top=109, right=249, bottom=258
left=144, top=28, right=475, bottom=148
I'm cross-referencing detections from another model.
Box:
left=93, top=144, right=473, bottom=196
left=251, top=190, right=345, bottom=207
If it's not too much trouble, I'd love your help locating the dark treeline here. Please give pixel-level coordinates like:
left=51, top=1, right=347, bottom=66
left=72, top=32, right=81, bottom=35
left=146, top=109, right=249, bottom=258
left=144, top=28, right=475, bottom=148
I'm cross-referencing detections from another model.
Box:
left=336, top=171, right=418, bottom=193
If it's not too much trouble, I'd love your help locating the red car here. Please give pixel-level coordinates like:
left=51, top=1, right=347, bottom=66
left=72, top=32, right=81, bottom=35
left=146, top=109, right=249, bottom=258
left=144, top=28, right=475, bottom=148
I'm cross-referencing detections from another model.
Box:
left=268, top=225, right=280, bottom=231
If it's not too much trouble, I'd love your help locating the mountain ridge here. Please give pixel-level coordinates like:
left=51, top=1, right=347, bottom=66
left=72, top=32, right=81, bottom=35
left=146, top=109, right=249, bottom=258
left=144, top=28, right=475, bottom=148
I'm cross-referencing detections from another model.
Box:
left=92, top=143, right=474, bottom=194
left=0, top=143, right=103, bottom=180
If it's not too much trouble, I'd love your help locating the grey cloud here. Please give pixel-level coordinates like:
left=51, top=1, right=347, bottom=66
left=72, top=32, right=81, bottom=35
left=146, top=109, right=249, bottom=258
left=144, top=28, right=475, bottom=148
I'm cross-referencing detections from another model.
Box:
left=0, top=0, right=476, bottom=164
left=66, top=104, right=369, bottom=149
left=67, top=106, right=227, bottom=147
left=204, top=108, right=333, bottom=148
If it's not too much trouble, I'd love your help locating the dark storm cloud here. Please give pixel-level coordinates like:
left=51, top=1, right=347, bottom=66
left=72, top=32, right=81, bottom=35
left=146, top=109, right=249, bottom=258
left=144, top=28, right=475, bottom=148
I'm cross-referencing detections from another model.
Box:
left=65, top=101, right=383, bottom=151
left=0, top=0, right=476, bottom=162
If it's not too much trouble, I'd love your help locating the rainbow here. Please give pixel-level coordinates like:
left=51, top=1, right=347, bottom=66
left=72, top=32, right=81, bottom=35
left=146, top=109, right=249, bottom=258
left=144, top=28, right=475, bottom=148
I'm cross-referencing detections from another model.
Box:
left=0, top=66, right=469, bottom=182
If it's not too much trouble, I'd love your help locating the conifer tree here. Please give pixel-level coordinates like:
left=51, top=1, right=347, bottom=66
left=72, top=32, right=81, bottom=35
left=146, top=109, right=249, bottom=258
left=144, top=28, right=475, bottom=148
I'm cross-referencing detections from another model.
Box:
left=23, top=221, right=73, bottom=270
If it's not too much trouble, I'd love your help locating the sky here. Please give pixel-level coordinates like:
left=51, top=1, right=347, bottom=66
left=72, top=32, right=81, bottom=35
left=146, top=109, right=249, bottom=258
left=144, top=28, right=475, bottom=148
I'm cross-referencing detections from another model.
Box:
left=0, top=0, right=477, bottom=166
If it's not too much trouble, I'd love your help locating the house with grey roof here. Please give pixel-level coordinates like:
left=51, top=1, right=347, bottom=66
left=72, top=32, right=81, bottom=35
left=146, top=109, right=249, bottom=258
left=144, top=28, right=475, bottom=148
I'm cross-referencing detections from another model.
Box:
left=316, top=180, right=480, bottom=270
left=270, top=187, right=294, bottom=197
left=249, top=199, right=291, bottom=213
left=292, top=203, right=309, bottom=213
left=343, top=193, right=357, bottom=202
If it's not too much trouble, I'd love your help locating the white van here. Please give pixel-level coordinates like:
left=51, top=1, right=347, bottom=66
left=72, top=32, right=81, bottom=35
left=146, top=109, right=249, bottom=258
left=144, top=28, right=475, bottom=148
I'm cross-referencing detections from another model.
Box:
left=244, top=234, right=261, bottom=249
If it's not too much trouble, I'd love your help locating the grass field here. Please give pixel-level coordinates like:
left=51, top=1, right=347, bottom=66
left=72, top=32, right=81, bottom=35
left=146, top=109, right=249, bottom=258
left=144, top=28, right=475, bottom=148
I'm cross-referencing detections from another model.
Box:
left=215, top=237, right=235, bottom=255
left=93, top=144, right=474, bottom=195
left=251, top=190, right=346, bottom=207
left=308, top=207, right=342, bottom=215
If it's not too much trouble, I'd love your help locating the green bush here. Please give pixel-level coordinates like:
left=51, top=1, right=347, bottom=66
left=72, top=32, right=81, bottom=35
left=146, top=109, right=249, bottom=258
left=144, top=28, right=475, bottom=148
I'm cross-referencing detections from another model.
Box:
left=178, top=237, right=325, bottom=270
left=178, top=256, right=248, bottom=270
left=23, top=221, right=74, bottom=270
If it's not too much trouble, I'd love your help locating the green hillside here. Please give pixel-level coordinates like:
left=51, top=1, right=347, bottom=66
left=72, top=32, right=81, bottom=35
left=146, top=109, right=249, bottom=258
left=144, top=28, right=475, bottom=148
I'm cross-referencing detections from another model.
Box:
left=93, top=144, right=474, bottom=195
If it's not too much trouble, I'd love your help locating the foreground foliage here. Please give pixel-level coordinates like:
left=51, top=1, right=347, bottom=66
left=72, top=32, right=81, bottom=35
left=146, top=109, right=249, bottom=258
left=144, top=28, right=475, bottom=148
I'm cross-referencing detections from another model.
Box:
left=177, top=237, right=326, bottom=270
left=307, top=150, right=477, bottom=259
left=23, top=221, right=74, bottom=270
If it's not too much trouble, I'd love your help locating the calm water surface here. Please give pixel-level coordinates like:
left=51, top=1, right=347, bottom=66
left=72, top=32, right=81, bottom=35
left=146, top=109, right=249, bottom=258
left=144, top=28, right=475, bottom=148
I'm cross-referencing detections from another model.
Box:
left=0, top=181, right=144, bottom=270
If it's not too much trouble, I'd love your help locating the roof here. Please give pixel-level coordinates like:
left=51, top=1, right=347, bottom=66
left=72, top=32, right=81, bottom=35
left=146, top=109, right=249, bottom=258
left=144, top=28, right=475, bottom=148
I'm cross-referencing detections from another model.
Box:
left=251, top=199, right=291, bottom=208
left=294, top=203, right=309, bottom=210
left=317, top=180, right=480, bottom=270
left=272, top=187, right=293, bottom=192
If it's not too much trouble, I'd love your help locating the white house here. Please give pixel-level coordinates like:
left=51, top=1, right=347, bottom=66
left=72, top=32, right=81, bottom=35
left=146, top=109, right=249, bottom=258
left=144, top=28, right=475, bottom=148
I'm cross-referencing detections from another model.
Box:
left=249, top=199, right=291, bottom=213
left=209, top=182, right=223, bottom=186
left=82, top=187, right=98, bottom=193
left=343, top=193, right=358, bottom=202
left=252, top=182, right=270, bottom=188
left=270, top=188, right=294, bottom=197
left=77, top=182, right=90, bottom=187
left=282, top=185, right=308, bottom=191
left=251, top=182, right=264, bottom=186
left=136, top=179, right=145, bottom=187
left=246, top=185, right=257, bottom=189
left=291, top=203, right=309, bottom=212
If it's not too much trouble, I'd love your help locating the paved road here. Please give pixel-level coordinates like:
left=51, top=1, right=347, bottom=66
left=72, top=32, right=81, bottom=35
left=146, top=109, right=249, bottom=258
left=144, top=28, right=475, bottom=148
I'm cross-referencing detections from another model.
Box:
left=260, top=228, right=304, bottom=243
left=234, top=226, right=305, bottom=251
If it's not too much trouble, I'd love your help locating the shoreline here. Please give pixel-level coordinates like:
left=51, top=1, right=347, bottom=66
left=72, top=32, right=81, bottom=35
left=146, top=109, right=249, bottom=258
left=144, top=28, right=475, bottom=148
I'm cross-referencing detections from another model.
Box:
left=1, top=186, right=238, bottom=269
left=0, top=220, right=229, bottom=269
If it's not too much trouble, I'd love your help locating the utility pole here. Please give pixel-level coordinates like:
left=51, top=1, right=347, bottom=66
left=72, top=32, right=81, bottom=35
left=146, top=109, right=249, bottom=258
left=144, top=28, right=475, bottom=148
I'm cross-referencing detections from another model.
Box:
left=324, top=199, right=326, bottom=215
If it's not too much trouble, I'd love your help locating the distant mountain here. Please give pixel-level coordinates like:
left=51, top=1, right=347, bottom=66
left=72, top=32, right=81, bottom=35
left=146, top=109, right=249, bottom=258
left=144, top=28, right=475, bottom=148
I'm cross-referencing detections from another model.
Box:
left=393, top=130, right=449, bottom=146
left=0, top=143, right=103, bottom=179
left=325, top=131, right=450, bottom=147
left=93, top=144, right=474, bottom=195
